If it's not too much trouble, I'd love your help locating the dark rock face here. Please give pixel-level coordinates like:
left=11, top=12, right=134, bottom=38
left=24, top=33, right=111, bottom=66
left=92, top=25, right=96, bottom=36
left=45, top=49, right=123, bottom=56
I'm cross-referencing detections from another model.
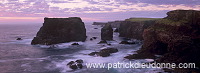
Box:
left=100, top=48, right=118, bottom=53
left=31, top=17, right=87, bottom=45
left=67, top=59, right=84, bottom=70
left=16, top=38, right=22, bottom=40
left=118, top=20, right=155, bottom=40
left=108, top=21, right=122, bottom=28
left=88, top=48, right=118, bottom=57
left=75, top=59, right=83, bottom=63
left=90, top=37, right=97, bottom=41
left=119, top=41, right=135, bottom=44
left=69, top=65, right=78, bottom=70
left=67, top=61, right=75, bottom=65
left=71, top=43, right=79, bottom=45
left=88, top=52, right=99, bottom=56
left=101, top=24, right=113, bottom=40
left=97, top=51, right=110, bottom=57
left=98, top=40, right=107, bottom=44
left=131, top=10, right=200, bottom=71
left=114, top=28, right=118, bottom=32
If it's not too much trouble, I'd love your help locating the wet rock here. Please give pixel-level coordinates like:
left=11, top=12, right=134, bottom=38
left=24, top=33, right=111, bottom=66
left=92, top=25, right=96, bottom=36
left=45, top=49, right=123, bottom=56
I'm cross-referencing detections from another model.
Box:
left=101, top=24, right=113, bottom=40
left=114, top=28, right=118, bottom=32
left=67, top=61, right=75, bottom=65
left=90, top=38, right=93, bottom=41
left=71, top=43, right=79, bottom=45
left=98, top=40, right=107, bottom=44
left=31, top=17, right=87, bottom=45
left=67, top=59, right=84, bottom=70
left=49, top=45, right=58, bottom=48
left=90, top=37, right=97, bottom=41
left=124, top=55, right=134, bottom=60
left=119, top=41, right=135, bottom=44
left=16, top=38, right=22, bottom=40
left=100, top=48, right=118, bottom=53
left=75, top=59, right=83, bottom=63
left=77, top=63, right=83, bottom=69
left=88, top=52, right=99, bottom=56
left=97, top=51, right=110, bottom=57
left=92, top=37, right=97, bottom=39
left=88, top=48, right=118, bottom=57
left=69, top=64, right=78, bottom=70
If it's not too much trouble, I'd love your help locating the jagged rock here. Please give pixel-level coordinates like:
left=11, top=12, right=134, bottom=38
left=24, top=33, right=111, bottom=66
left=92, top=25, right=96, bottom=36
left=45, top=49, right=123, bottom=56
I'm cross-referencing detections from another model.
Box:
left=69, top=64, right=78, bottom=70
left=67, top=59, right=84, bottom=70
left=114, top=28, right=118, bottom=32
left=71, top=43, right=79, bottom=45
left=100, top=48, right=118, bottom=53
left=118, top=19, right=156, bottom=40
left=16, top=38, right=22, bottom=40
left=90, top=37, right=97, bottom=41
left=31, top=17, right=87, bottom=45
left=92, top=37, right=97, bottom=39
left=75, top=59, right=83, bottom=63
left=97, top=51, right=110, bottom=57
left=88, top=48, right=118, bottom=57
left=98, top=40, right=107, bottom=44
left=77, top=63, right=83, bottom=69
left=133, top=10, right=200, bottom=70
left=67, top=61, right=75, bottom=65
left=101, top=24, right=113, bottom=40
left=119, top=41, right=135, bottom=44
left=88, top=52, right=99, bottom=56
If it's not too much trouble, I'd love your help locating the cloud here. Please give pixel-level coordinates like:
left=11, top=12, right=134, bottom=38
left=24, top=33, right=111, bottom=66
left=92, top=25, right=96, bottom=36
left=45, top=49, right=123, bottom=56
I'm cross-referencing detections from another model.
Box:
left=124, top=0, right=200, bottom=5
left=0, top=0, right=199, bottom=22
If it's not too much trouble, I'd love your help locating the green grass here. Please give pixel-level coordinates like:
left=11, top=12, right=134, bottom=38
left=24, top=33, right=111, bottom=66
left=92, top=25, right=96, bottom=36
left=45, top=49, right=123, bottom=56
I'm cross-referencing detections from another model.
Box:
left=125, top=18, right=161, bottom=22
left=156, top=19, right=187, bottom=26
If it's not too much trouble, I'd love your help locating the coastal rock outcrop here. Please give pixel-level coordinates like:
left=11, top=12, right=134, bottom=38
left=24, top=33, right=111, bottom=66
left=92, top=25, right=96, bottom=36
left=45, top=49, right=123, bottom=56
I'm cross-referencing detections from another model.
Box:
left=101, top=24, right=113, bottom=40
left=92, top=21, right=122, bottom=28
left=92, top=22, right=106, bottom=26
left=118, top=19, right=156, bottom=40
left=67, top=59, right=84, bottom=70
left=127, top=10, right=200, bottom=71
left=31, top=17, right=87, bottom=45
left=88, top=48, right=118, bottom=57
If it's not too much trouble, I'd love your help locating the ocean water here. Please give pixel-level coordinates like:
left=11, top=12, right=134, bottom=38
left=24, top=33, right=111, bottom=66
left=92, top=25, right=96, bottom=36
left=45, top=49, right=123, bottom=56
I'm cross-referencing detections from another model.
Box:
left=0, top=23, right=163, bottom=73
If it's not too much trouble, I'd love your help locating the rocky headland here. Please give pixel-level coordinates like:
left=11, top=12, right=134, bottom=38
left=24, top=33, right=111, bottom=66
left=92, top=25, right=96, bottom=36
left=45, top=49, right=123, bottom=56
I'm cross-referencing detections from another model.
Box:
left=125, top=10, right=200, bottom=72
left=31, top=17, right=87, bottom=45
left=118, top=18, right=159, bottom=40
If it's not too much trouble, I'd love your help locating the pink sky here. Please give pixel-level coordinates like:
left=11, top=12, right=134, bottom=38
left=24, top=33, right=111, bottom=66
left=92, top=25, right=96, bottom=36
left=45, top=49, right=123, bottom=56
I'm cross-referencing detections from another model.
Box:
left=0, top=0, right=199, bottom=24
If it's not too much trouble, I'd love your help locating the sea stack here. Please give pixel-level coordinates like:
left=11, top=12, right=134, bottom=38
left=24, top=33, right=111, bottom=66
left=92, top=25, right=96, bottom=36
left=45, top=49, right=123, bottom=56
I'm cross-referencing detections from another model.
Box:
left=31, top=17, right=87, bottom=45
left=101, top=24, right=113, bottom=40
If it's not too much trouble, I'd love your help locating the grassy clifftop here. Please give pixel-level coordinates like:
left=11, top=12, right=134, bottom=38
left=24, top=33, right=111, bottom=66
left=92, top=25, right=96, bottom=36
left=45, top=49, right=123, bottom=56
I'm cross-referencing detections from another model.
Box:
left=125, top=18, right=161, bottom=22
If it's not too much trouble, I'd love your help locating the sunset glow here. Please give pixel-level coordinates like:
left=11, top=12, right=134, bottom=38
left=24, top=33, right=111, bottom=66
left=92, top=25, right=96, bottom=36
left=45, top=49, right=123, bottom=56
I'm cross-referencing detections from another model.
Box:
left=0, top=0, right=199, bottom=24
